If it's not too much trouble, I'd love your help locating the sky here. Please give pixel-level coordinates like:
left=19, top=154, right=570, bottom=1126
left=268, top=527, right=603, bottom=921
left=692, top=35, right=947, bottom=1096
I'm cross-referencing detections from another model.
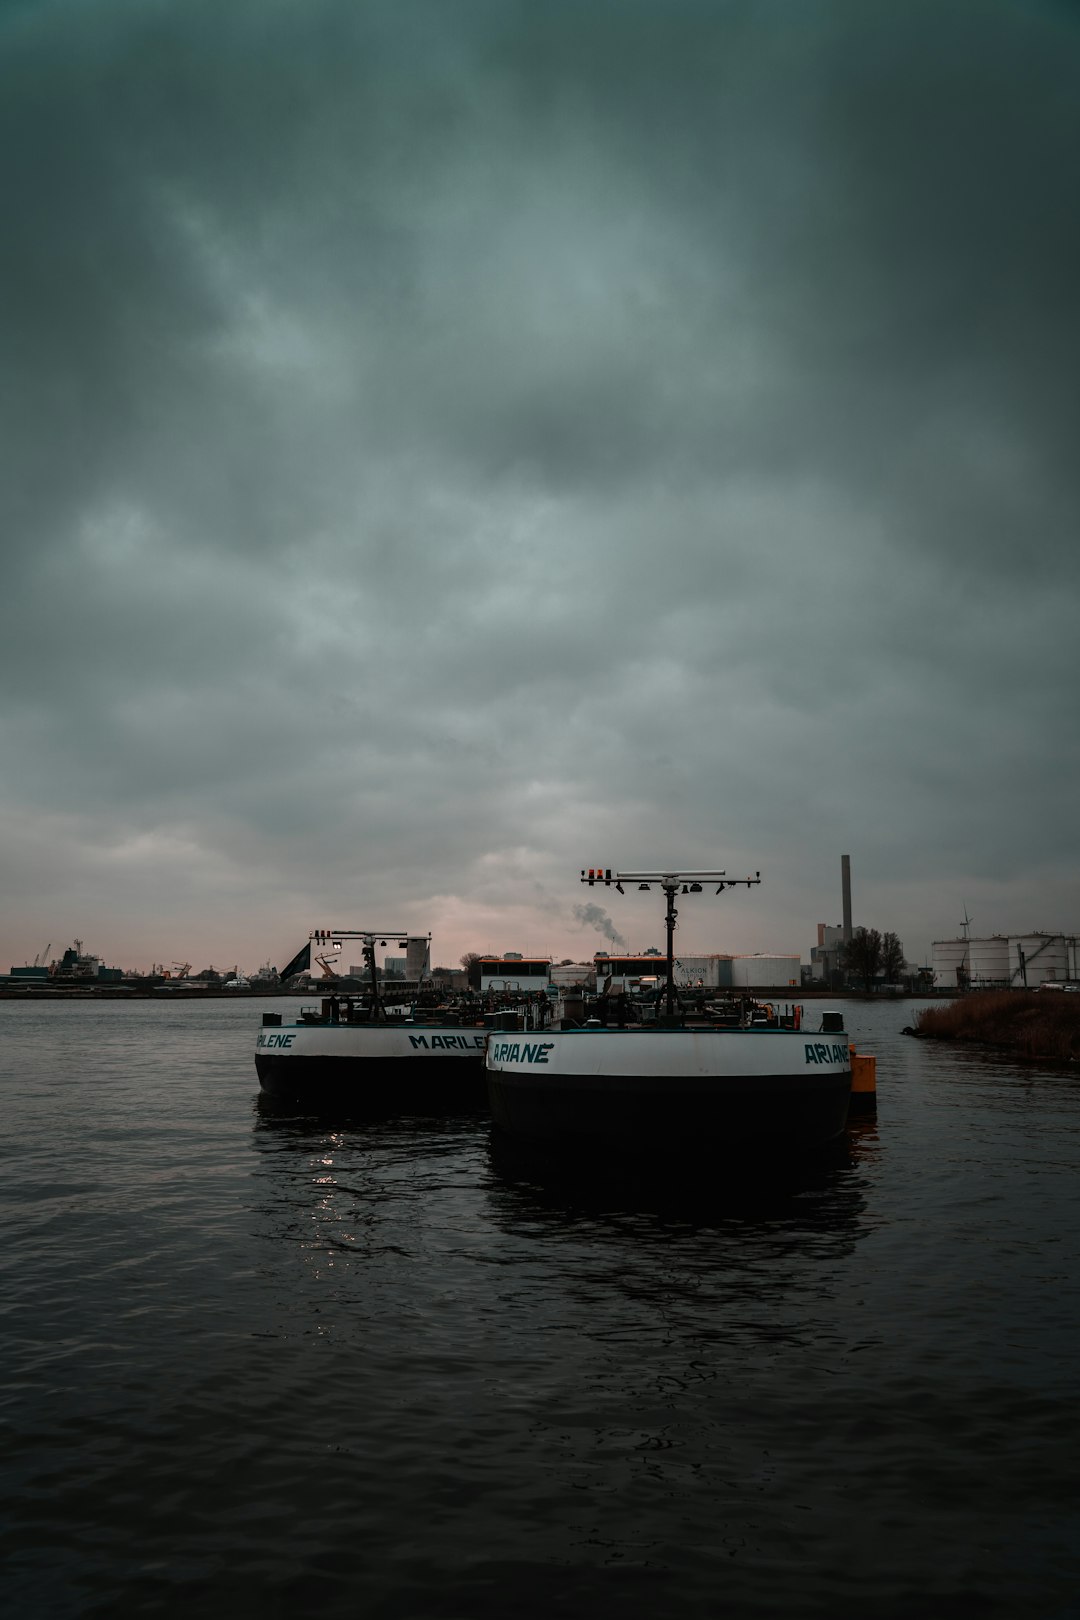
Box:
left=2, top=0, right=1079, bottom=976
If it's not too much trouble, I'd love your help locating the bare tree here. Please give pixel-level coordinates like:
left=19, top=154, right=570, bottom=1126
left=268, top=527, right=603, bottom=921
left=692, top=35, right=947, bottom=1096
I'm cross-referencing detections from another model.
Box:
left=460, top=951, right=484, bottom=990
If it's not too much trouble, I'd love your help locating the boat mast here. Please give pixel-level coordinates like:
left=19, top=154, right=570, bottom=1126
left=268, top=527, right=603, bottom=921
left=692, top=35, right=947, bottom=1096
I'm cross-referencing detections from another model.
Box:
left=581, top=868, right=762, bottom=1017
left=307, top=928, right=430, bottom=1019
left=662, top=876, right=678, bottom=1017
left=360, top=935, right=384, bottom=1019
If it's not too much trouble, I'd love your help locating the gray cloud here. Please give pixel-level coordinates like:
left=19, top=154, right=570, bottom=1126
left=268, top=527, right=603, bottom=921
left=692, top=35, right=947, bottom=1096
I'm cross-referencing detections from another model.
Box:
left=2, top=0, right=1078, bottom=972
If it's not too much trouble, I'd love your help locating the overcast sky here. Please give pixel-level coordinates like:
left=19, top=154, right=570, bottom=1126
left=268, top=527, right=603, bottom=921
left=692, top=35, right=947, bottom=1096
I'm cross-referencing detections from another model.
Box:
left=2, top=0, right=1078, bottom=975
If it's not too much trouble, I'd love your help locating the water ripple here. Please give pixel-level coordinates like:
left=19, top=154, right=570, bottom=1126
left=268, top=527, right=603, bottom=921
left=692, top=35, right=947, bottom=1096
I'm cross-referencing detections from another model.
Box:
left=1, top=998, right=1078, bottom=1616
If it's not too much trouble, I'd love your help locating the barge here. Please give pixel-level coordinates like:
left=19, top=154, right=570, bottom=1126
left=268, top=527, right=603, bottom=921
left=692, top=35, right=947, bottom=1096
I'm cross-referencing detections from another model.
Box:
left=255, top=929, right=487, bottom=1108
left=486, top=867, right=856, bottom=1158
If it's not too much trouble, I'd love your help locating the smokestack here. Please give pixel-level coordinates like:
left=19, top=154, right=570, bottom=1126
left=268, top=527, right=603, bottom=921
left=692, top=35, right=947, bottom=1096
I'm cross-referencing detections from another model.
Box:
left=841, top=854, right=852, bottom=942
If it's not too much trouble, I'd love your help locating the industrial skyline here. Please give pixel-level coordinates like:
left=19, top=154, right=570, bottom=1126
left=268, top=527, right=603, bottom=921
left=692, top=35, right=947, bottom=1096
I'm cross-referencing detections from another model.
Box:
left=11, top=847, right=1078, bottom=989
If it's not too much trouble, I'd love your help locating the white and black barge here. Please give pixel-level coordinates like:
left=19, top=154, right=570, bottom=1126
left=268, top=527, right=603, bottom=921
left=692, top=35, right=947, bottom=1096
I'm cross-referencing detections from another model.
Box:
left=486, top=1018, right=852, bottom=1155
left=255, top=928, right=487, bottom=1108
left=486, top=867, right=857, bottom=1158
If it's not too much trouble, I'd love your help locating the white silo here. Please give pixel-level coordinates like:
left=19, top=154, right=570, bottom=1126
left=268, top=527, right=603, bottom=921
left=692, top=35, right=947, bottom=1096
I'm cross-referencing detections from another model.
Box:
left=1009, top=934, right=1069, bottom=986
left=968, top=936, right=1010, bottom=987
left=932, top=938, right=970, bottom=990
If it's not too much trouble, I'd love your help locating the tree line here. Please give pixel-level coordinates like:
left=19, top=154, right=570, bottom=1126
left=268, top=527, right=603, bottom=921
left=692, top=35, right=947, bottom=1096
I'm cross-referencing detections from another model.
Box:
left=842, top=927, right=905, bottom=990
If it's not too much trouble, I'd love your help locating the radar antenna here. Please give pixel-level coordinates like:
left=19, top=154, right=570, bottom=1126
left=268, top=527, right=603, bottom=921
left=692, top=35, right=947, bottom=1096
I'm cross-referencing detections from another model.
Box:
left=581, top=866, right=762, bottom=1017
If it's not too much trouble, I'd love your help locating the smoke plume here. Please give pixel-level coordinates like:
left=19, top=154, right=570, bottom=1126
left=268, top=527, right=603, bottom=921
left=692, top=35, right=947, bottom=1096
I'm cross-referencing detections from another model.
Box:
left=572, top=903, right=627, bottom=949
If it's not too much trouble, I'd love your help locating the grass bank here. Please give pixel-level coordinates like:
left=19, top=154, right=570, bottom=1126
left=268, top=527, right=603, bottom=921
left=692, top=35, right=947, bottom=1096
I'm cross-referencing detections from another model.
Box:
left=914, top=991, right=1080, bottom=1061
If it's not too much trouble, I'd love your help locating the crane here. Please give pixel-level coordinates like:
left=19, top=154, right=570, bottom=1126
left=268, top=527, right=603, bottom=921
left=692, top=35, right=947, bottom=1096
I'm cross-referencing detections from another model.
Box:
left=33, top=943, right=51, bottom=968
left=172, top=961, right=192, bottom=980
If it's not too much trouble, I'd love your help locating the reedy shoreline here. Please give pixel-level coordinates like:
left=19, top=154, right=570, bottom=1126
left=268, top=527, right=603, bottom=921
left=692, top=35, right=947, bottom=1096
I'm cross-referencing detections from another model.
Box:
left=913, top=990, right=1080, bottom=1062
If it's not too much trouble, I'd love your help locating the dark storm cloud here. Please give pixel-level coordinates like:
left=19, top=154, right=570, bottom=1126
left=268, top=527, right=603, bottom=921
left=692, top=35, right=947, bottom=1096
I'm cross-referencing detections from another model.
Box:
left=1, top=0, right=1078, bottom=967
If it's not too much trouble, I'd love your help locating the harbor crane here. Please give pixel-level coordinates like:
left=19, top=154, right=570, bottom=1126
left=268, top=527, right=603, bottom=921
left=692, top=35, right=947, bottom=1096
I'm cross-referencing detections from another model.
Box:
left=33, top=943, right=51, bottom=968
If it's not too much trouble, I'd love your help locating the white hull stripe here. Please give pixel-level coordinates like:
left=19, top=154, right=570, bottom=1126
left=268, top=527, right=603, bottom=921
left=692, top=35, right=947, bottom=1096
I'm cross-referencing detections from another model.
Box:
left=256, top=1027, right=487, bottom=1060
left=486, top=1030, right=850, bottom=1079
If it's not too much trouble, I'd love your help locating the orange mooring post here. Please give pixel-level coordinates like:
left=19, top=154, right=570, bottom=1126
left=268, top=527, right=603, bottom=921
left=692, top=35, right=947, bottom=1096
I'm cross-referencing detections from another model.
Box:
left=849, top=1045, right=877, bottom=1115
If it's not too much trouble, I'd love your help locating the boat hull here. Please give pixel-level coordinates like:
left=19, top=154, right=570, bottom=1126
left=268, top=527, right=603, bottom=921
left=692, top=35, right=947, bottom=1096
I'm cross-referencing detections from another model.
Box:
left=486, top=1028, right=851, bottom=1156
left=255, top=1022, right=488, bottom=1108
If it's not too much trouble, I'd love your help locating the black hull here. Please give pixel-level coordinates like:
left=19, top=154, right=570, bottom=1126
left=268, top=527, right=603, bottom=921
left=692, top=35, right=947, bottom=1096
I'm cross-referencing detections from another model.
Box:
left=256, top=1052, right=487, bottom=1110
left=486, top=1069, right=851, bottom=1158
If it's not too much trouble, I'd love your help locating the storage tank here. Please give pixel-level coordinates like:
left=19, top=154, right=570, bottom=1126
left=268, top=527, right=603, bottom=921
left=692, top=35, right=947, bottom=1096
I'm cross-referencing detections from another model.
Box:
left=967, top=936, right=1010, bottom=987
left=405, top=936, right=430, bottom=982
left=1010, top=935, right=1069, bottom=986
left=727, top=954, right=801, bottom=988
left=932, top=939, right=971, bottom=990
left=676, top=955, right=723, bottom=989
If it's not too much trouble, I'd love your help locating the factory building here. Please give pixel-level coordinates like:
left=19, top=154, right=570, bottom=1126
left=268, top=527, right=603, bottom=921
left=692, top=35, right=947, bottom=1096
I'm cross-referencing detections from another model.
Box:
left=808, top=924, right=845, bottom=982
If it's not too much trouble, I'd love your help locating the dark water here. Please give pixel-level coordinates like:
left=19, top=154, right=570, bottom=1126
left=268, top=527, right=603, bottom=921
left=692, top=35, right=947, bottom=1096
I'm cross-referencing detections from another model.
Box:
left=2, top=998, right=1078, bottom=1618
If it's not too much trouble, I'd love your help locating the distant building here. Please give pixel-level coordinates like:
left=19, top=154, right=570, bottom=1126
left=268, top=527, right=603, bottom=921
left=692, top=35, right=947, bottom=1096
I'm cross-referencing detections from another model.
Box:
left=594, top=952, right=801, bottom=991
left=721, top=954, right=802, bottom=989
left=808, top=924, right=845, bottom=983
left=405, top=937, right=431, bottom=982
left=478, top=956, right=552, bottom=993
left=430, top=967, right=469, bottom=991
left=549, top=961, right=595, bottom=991
left=592, top=953, right=670, bottom=992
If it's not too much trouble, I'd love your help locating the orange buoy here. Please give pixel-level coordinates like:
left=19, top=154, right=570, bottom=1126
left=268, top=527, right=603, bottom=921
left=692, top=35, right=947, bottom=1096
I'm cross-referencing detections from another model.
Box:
left=849, top=1045, right=877, bottom=1114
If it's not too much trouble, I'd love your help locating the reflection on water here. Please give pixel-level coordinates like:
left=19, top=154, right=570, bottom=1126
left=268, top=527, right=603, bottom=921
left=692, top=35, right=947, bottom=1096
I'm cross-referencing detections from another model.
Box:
left=485, top=1123, right=876, bottom=1239
left=254, top=1089, right=489, bottom=1132
left=251, top=1095, right=881, bottom=1274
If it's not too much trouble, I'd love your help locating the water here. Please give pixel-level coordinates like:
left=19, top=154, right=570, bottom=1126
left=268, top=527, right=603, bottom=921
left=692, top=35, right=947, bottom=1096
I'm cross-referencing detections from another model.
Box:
left=2, top=998, right=1078, bottom=1618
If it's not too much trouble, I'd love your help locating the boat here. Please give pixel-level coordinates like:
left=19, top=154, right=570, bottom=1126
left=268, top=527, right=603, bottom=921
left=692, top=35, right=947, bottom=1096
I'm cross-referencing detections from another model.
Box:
left=254, top=929, right=487, bottom=1107
left=485, top=867, right=856, bottom=1159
